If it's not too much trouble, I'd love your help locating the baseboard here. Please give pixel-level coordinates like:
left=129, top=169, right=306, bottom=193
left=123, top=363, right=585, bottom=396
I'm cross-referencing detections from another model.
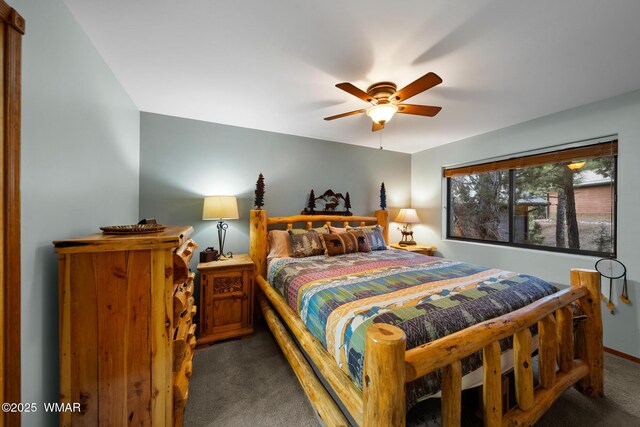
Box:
left=604, top=346, right=640, bottom=364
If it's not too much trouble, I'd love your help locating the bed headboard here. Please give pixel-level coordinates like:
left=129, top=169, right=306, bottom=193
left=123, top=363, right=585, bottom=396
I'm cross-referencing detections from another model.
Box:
left=249, top=209, right=389, bottom=278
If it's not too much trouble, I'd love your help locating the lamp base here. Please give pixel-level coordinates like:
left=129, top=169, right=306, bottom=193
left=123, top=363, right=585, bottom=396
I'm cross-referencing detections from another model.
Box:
left=398, top=241, right=417, bottom=246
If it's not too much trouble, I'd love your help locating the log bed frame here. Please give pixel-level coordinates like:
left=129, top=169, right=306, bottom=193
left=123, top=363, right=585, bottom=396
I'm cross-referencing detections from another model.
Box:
left=249, top=209, right=603, bottom=427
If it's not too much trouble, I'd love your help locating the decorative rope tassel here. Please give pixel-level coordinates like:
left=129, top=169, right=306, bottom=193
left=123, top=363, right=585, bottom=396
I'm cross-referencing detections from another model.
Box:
left=621, top=275, right=631, bottom=304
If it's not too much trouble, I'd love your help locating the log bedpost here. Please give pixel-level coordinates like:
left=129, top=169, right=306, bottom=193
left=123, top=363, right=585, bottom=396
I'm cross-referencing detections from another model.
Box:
left=375, top=209, right=389, bottom=244
left=571, top=268, right=603, bottom=397
left=363, top=323, right=406, bottom=427
left=250, top=209, right=268, bottom=278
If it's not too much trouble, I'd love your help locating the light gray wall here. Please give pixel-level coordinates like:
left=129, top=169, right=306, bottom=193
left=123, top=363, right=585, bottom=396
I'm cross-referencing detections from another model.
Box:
left=139, top=112, right=411, bottom=270
left=411, top=89, right=640, bottom=358
left=16, top=0, right=140, bottom=425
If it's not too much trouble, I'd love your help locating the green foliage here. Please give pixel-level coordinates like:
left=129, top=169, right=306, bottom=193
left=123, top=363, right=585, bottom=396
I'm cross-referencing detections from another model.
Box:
left=591, top=224, right=612, bottom=253
left=450, top=171, right=508, bottom=240
left=527, top=220, right=545, bottom=244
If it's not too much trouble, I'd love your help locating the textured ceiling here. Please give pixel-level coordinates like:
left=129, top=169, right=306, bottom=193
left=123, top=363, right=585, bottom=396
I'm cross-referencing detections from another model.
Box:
left=63, top=0, right=640, bottom=153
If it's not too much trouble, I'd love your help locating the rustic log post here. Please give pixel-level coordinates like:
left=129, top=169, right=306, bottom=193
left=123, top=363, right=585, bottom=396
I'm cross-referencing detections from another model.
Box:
left=514, top=329, right=534, bottom=411
left=441, top=361, right=462, bottom=427
left=538, top=315, right=558, bottom=389
left=571, top=269, right=604, bottom=397
left=258, top=294, right=349, bottom=426
left=556, top=306, right=574, bottom=373
left=375, top=209, right=389, bottom=244
left=483, top=341, right=502, bottom=427
left=363, top=323, right=406, bottom=427
left=249, top=210, right=268, bottom=278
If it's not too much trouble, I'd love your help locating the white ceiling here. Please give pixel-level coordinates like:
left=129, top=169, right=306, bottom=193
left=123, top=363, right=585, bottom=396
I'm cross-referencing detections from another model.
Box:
left=63, top=0, right=640, bottom=153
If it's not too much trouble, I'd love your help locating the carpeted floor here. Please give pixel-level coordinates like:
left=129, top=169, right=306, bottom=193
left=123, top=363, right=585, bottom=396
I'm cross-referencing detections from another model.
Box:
left=184, top=321, right=640, bottom=426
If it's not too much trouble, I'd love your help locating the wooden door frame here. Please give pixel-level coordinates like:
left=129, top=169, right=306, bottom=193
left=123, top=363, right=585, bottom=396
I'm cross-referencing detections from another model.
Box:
left=0, top=1, right=24, bottom=426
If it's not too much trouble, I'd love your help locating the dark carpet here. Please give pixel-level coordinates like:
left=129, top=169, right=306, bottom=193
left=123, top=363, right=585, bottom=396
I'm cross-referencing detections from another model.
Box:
left=184, top=321, right=640, bottom=426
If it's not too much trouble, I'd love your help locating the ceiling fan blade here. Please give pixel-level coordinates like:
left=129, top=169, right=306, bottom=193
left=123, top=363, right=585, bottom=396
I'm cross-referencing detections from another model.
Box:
left=324, top=109, right=366, bottom=121
left=372, top=122, right=384, bottom=132
left=392, top=72, right=442, bottom=103
left=397, top=104, right=442, bottom=117
left=336, top=83, right=375, bottom=104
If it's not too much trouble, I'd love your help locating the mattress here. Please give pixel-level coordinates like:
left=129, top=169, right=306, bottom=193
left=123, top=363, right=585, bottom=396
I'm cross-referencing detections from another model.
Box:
left=268, top=249, right=557, bottom=409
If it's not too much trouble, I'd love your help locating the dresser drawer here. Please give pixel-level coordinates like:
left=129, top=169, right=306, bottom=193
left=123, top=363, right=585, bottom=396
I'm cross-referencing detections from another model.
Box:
left=173, top=273, right=195, bottom=324
left=174, top=239, right=198, bottom=284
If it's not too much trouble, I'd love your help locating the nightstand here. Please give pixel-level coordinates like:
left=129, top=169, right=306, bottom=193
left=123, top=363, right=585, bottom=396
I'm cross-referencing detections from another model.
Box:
left=197, top=254, right=255, bottom=346
left=389, top=243, right=437, bottom=256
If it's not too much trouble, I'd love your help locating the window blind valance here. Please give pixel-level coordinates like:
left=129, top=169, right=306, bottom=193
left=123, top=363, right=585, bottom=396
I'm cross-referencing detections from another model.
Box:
left=443, top=140, right=618, bottom=178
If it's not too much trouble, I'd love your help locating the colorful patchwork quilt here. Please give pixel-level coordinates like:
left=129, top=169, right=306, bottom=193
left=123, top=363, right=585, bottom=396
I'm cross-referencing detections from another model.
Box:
left=268, top=249, right=558, bottom=408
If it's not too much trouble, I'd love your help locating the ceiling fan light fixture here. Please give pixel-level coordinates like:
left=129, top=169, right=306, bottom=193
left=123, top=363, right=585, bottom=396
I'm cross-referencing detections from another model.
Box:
left=366, top=103, right=398, bottom=125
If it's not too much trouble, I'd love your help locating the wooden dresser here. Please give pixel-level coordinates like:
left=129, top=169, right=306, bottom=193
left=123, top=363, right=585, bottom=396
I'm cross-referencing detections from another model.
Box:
left=197, top=254, right=255, bottom=346
left=54, top=226, right=198, bottom=426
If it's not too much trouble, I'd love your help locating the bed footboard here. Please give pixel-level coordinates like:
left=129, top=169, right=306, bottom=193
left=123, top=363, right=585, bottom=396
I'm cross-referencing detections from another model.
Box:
left=364, top=268, right=603, bottom=427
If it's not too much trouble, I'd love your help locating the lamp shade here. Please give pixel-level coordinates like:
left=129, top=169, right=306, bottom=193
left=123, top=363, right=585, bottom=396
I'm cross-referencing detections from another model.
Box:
left=202, top=196, right=239, bottom=220
left=394, top=208, right=421, bottom=224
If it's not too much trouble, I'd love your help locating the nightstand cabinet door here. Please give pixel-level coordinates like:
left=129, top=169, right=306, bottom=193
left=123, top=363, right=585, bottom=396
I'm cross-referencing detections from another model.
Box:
left=207, top=271, right=249, bottom=333
left=198, top=256, right=255, bottom=345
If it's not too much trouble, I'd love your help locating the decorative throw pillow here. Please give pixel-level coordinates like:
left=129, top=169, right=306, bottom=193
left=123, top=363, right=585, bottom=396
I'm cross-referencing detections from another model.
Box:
left=290, top=225, right=329, bottom=235
left=347, top=225, right=387, bottom=250
left=337, top=232, right=358, bottom=254
left=267, top=230, right=293, bottom=259
left=328, top=225, right=347, bottom=234
left=288, top=230, right=325, bottom=257
left=321, top=233, right=346, bottom=256
left=348, top=229, right=371, bottom=253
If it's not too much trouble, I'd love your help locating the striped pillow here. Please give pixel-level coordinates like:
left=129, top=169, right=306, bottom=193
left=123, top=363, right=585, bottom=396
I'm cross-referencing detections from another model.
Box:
left=347, top=225, right=387, bottom=250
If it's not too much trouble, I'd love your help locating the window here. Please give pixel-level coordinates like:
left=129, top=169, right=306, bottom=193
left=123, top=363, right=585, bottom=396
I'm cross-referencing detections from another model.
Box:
left=446, top=140, right=617, bottom=256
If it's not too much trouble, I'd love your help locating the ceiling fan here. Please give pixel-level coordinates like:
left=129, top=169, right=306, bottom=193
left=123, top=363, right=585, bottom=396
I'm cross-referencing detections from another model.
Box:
left=324, top=72, right=443, bottom=132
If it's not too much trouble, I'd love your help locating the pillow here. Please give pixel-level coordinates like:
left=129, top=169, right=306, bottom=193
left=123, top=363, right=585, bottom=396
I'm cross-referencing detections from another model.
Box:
left=288, top=229, right=325, bottom=257
left=348, top=229, right=371, bottom=253
left=347, top=225, right=387, bottom=250
left=338, top=232, right=358, bottom=254
left=267, top=230, right=293, bottom=259
left=321, top=233, right=346, bottom=256
left=328, top=225, right=347, bottom=234
left=321, top=232, right=361, bottom=256
left=290, top=225, right=329, bottom=235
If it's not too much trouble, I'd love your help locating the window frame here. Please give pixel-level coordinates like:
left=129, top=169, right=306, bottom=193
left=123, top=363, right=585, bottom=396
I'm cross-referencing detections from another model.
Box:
left=445, top=141, right=618, bottom=258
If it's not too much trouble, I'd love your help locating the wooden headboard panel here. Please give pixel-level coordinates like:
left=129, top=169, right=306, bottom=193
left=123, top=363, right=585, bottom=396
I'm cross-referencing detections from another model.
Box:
left=249, top=209, right=389, bottom=278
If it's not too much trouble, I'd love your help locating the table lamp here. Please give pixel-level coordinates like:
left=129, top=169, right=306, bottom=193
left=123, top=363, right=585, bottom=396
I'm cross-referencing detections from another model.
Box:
left=202, top=196, right=239, bottom=257
left=394, top=208, right=421, bottom=246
